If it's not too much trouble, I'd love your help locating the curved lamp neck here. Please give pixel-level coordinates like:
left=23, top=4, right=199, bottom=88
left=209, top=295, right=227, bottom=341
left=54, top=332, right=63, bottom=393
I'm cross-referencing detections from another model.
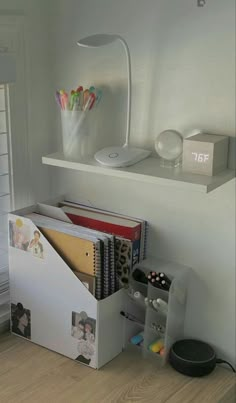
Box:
left=116, top=36, right=131, bottom=148
left=77, top=34, right=132, bottom=148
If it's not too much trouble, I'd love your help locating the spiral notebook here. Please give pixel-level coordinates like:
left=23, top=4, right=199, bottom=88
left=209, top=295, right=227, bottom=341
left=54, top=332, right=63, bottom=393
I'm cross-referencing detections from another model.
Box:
left=59, top=201, right=147, bottom=287
left=36, top=203, right=116, bottom=298
left=39, top=227, right=97, bottom=275
left=25, top=213, right=103, bottom=300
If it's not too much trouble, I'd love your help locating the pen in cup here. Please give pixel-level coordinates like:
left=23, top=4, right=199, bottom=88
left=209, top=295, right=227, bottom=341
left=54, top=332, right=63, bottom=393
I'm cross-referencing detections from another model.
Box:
left=55, top=86, right=102, bottom=111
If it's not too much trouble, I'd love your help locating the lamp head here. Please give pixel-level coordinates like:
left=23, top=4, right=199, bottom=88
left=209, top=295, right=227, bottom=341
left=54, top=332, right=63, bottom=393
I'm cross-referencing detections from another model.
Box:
left=77, top=34, right=119, bottom=48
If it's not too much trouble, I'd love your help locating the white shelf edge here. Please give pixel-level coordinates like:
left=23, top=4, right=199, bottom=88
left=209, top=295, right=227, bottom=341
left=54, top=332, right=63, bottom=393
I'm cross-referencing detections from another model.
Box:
left=42, top=152, right=235, bottom=194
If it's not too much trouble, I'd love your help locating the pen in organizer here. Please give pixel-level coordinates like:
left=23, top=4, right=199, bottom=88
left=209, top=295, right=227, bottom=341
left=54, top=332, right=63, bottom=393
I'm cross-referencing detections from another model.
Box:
left=70, top=90, right=79, bottom=111
left=83, top=89, right=90, bottom=110
left=55, top=91, right=62, bottom=109
left=77, top=86, right=83, bottom=92
left=147, top=271, right=170, bottom=291
left=71, top=91, right=81, bottom=111
left=55, top=86, right=102, bottom=111
left=158, top=272, right=172, bottom=286
left=60, top=90, right=69, bottom=110
left=83, top=92, right=96, bottom=111
left=89, top=86, right=102, bottom=107
left=120, top=311, right=144, bottom=326
left=88, top=92, right=96, bottom=110
left=121, top=311, right=165, bottom=338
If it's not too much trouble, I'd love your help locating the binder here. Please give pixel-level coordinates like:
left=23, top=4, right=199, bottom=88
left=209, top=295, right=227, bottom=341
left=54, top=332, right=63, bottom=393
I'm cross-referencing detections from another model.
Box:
left=60, top=205, right=141, bottom=241
left=61, top=200, right=148, bottom=260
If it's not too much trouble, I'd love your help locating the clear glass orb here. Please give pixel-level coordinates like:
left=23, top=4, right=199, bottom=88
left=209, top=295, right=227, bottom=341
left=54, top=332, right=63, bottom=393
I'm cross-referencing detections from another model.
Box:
left=155, top=130, right=183, bottom=161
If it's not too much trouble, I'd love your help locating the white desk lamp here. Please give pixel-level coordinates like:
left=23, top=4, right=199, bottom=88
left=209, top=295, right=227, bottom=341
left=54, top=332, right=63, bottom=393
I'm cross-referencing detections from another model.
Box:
left=77, top=34, right=151, bottom=168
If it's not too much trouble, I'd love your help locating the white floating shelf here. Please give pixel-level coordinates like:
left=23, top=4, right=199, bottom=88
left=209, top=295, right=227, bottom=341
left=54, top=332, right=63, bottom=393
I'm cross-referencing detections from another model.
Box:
left=42, top=152, right=235, bottom=193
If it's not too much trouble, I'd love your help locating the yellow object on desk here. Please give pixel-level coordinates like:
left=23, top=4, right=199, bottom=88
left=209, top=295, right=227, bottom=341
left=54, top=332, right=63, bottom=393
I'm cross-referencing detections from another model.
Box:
left=149, top=339, right=164, bottom=353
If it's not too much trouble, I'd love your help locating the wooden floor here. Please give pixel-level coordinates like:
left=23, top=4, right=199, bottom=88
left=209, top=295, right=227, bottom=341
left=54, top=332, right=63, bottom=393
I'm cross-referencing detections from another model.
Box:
left=0, top=334, right=235, bottom=403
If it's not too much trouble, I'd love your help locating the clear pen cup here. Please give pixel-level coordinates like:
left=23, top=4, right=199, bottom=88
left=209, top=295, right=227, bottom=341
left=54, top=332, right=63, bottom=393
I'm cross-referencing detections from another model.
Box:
left=61, top=110, right=89, bottom=161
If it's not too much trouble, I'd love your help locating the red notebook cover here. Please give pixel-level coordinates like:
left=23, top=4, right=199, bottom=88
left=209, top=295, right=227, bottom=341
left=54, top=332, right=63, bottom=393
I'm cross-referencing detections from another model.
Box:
left=65, top=212, right=141, bottom=241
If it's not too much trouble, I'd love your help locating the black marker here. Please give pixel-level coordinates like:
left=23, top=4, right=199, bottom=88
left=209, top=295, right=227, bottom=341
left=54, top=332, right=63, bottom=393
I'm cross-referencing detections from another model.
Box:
left=160, top=280, right=170, bottom=291
left=132, top=268, right=148, bottom=284
left=159, top=272, right=172, bottom=285
left=120, top=311, right=144, bottom=326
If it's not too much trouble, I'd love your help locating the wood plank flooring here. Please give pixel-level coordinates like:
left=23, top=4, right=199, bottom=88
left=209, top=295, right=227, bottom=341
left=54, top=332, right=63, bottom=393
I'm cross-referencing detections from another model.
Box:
left=0, top=334, right=235, bottom=403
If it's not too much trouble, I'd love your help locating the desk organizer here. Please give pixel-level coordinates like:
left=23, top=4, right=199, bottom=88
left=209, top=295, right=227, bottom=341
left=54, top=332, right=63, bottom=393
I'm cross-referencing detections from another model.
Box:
left=8, top=204, right=192, bottom=370
left=122, top=258, right=192, bottom=365
left=8, top=205, right=128, bottom=369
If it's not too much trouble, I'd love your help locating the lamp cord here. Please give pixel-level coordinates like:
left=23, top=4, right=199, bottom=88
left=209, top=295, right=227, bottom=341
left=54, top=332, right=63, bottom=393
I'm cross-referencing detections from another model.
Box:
left=216, top=358, right=236, bottom=373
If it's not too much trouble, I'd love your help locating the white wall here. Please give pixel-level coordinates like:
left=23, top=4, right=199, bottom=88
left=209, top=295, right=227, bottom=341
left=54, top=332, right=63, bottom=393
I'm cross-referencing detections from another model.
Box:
left=47, top=0, right=236, bottom=364
left=2, top=0, right=234, bottom=363
left=0, top=0, right=52, bottom=205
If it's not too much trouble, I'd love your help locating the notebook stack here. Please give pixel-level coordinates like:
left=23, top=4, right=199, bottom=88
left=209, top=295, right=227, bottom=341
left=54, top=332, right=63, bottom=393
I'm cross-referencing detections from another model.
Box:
left=23, top=199, right=148, bottom=300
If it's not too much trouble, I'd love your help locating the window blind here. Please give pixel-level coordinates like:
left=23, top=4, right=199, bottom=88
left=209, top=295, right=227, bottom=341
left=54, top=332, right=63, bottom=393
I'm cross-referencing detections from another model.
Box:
left=0, top=84, right=12, bottom=328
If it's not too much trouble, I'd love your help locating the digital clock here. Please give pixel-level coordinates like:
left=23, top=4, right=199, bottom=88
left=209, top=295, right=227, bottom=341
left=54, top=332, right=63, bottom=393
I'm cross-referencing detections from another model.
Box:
left=191, top=152, right=209, bottom=163
left=182, top=133, right=229, bottom=176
